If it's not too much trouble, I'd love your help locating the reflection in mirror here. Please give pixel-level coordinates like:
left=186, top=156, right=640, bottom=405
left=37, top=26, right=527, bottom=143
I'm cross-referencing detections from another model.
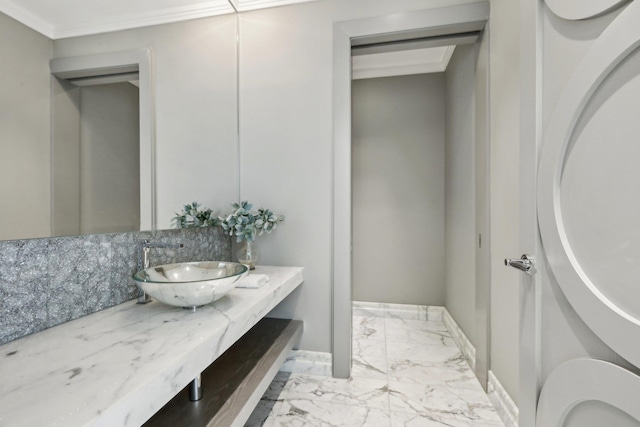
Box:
left=49, top=49, right=155, bottom=239
left=1, top=9, right=239, bottom=242
left=51, top=78, right=140, bottom=236
left=0, top=11, right=52, bottom=241
left=0, top=23, right=156, bottom=241
left=50, top=49, right=155, bottom=238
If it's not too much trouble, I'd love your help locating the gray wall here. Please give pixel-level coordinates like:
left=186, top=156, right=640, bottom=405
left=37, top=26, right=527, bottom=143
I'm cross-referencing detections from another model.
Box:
left=444, top=44, right=479, bottom=344
left=0, top=12, right=52, bottom=240
left=351, top=74, right=445, bottom=305
left=79, top=82, right=140, bottom=234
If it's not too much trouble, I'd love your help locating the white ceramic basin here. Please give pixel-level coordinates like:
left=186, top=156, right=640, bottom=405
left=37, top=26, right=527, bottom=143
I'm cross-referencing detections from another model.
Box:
left=133, top=261, right=248, bottom=309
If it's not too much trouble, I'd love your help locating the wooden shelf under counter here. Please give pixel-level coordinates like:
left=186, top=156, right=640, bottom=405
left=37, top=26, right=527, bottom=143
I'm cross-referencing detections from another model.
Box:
left=144, top=317, right=303, bottom=427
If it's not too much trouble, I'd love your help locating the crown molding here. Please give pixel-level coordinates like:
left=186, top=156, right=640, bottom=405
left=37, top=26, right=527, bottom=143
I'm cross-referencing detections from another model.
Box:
left=53, top=1, right=234, bottom=39
left=352, top=45, right=455, bottom=80
left=236, top=0, right=319, bottom=12
left=353, top=62, right=445, bottom=80
left=0, top=0, right=322, bottom=40
left=0, top=0, right=54, bottom=38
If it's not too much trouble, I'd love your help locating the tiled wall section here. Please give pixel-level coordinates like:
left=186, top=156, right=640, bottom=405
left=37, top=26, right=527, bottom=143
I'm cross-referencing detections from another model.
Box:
left=0, top=227, right=231, bottom=345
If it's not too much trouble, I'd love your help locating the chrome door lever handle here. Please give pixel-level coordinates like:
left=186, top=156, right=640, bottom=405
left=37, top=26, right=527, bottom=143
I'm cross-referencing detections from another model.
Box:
left=504, top=254, right=536, bottom=275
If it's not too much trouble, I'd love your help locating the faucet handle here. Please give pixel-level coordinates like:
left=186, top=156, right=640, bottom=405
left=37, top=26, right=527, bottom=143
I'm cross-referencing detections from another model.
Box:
left=134, top=240, right=184, bottom=306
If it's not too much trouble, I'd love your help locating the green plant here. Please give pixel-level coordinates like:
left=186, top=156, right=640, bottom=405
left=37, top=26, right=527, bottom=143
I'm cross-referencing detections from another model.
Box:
left=219, top=201, right=285, bottom=242
left=172, top=202, right=220, bottom=228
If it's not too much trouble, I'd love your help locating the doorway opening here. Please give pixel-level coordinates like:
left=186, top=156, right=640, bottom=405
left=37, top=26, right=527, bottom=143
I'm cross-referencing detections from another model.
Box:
left=332, top=3, right=490, bottom=388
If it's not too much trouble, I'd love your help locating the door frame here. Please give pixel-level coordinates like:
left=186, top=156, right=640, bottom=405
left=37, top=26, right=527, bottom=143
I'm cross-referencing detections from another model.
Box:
left=519, top=0, right=544, bottom=425
left=331, top=2, right=490, bottom=379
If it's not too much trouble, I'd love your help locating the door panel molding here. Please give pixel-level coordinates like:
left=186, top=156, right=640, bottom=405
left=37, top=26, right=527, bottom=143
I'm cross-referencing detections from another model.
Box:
left=537, top=359, right=640, bottom=426
left=537, top=1, right=640, bottom=369
left=544, top=0, right=629, bottom=21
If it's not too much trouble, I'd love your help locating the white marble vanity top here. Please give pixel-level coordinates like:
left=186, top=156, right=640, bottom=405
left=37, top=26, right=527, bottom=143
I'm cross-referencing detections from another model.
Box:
left=0, top=266, right=303, bottom=427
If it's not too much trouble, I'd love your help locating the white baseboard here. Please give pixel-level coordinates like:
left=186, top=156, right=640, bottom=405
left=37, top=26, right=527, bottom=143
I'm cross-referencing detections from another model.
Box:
left=442, top=308, right=476, bottom=371
left=488, top=370, right=519, bottom=427
left=279, top=350, right=332, bottom=377
left=353, top=301, right=444, bottom=321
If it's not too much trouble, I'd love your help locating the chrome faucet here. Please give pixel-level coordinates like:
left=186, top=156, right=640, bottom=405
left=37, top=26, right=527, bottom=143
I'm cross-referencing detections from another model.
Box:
left=136, top=240, right=184, bottom=304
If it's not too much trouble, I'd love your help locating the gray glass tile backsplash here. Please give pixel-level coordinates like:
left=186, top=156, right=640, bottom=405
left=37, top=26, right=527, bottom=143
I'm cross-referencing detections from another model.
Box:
left=0, top=227, right=230, bottom=345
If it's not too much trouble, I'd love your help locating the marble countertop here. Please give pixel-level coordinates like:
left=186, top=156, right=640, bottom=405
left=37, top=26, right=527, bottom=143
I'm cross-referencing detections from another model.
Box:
left=0, top=266, right=303, bottom=427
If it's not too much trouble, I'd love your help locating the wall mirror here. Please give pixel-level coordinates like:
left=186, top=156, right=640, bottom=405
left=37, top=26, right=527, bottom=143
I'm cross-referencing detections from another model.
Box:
left=0, top=9, right=238, bottom=241
left=50, top=49, right=154, bottom=237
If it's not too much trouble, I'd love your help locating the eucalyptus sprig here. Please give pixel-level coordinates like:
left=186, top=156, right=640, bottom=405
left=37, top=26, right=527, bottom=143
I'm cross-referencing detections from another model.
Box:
left=219, top=201, right=285, bottom=242
left=172, top=202, right=220, bottom=229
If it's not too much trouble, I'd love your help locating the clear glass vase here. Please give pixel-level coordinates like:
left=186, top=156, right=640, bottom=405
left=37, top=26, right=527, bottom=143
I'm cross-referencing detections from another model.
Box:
left=236, top=240, right=258, bottom=270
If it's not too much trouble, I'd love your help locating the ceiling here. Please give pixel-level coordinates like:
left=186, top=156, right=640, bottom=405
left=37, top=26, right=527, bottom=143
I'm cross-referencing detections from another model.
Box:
left=0, top=0, right=468, bottom=77
left=0, top=0, right=318, bottom=39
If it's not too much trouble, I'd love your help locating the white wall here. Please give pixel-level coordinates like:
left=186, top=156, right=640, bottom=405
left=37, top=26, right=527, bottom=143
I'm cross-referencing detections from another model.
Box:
left=0, top=12, right=52, bottom=240
left=444, top=44, right=478, bottom=345
left=53, top=15, right=239, bottom=227
left=351, top=74, right=445, bottom=305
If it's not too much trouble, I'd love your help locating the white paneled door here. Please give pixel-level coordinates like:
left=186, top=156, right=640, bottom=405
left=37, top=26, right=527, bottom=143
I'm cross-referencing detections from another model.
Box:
left=520, top=1, right=640, bottom=426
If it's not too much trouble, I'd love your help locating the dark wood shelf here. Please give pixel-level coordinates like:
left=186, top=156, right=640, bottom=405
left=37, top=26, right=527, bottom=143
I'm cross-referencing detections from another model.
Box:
left=143, top=317, right=303, bottom=427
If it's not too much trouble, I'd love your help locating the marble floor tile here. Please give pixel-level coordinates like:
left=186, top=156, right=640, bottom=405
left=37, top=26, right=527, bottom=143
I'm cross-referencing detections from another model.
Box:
left=386, top=341, right=462, bottom=363
left=246, top=309, right=504, bottom=427
left=273, top=400, right=391, bottom=426
left=352, top=354, right=388, bottom=380
left=388, top=381, right=502, bottom=424
left=245, top=372, right=291, bottom=427
left=386, top=325, right=456, bottom=348
left=354, top=334, right=387, bottom=360
left=281, top=374, right=390, bottom=411
left=388, top=358, right=481, bottom=390
left=385, top=318, right=449, bottom=333
left=353, top=315, right=386, bottom=341
left=385, top=303, right=429, bottom=321
left=390, top=411, right=504, bottom=427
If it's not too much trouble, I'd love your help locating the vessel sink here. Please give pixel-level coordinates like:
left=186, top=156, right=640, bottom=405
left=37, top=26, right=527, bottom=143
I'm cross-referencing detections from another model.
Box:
left=133, top=261, right=248, bottom=309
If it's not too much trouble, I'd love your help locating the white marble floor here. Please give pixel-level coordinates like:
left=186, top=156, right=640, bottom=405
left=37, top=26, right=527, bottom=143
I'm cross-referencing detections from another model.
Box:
left=246, top=312, right=504, bottom=426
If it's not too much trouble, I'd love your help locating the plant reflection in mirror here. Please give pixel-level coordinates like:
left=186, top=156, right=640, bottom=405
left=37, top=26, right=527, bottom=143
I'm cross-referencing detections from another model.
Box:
left=219, top=201, right=285, bottom=242
left=172, top=202, right=220, bottom=228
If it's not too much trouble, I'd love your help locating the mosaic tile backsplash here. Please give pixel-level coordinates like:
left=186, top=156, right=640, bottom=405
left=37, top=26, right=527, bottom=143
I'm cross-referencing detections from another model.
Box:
left=0, top=227, right=231, bottom=345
